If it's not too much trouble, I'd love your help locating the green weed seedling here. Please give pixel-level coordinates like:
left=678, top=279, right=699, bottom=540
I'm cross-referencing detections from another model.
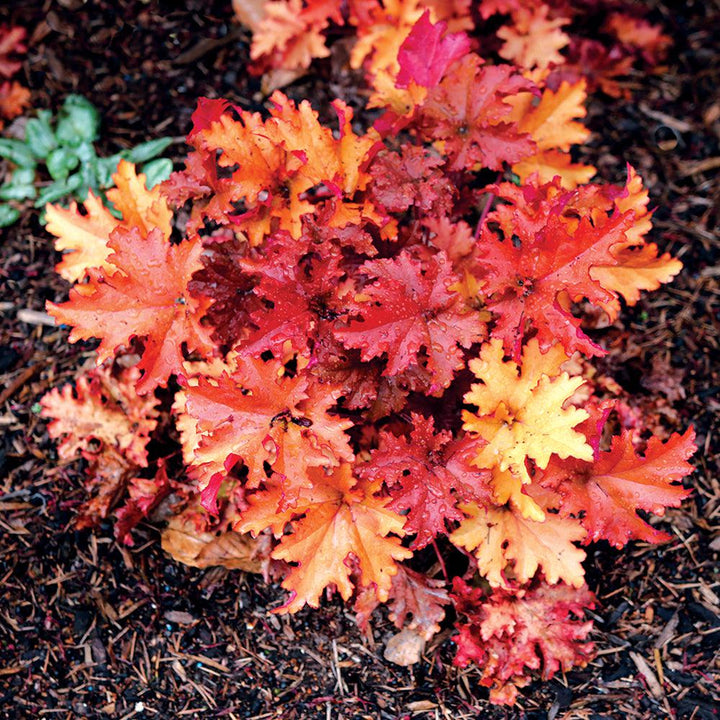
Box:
left=0, top=94, right=172, bottom=227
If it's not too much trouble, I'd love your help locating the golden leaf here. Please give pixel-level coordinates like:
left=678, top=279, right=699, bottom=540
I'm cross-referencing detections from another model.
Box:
left=462, top=339, right=592, bottom=483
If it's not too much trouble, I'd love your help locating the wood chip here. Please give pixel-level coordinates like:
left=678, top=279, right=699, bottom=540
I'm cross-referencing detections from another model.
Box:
left=639, top=103, right=694, bottom=132
left=16, top=309, right=56, bottom=326
left=654, top=611, right=679, bottom=649
left=0, top=664, right=27, bottom=676
left=0, top=362, right=42, bottom=405
left=700, top=582, right=720, bottom=607
left=679, top=156, right=720, bottom=177
left=170, top=652, right=230, bottom=674
left=407, top=700, right=437, bottom=712
left=163, top=610, right=196, bottom=625
left=630, top=651, right=665, bottom=699
left=173, top=27, right=242, bottom=65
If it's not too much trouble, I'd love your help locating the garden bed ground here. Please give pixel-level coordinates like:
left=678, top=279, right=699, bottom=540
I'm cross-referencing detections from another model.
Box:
left=0, top=1, right=718, bottom=718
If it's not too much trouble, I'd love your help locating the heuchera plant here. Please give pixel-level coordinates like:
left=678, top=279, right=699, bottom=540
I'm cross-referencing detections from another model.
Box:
left=0, top=24, right=31, bottom=226
left=0, top=25, right=29, bottom=127
left=233, top=0, right=671, bottom=97
left=41, top=5, right=694, bottom=705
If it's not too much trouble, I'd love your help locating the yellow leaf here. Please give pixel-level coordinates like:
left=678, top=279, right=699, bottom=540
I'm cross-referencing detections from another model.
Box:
left=463, top=339, right=592, bottom=483
left=450, top=502, right=586, bottom=587
left=489, top=467, right=545, bottom=521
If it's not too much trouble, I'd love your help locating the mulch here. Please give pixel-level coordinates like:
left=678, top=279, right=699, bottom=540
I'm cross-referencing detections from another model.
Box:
left=0, top=1, right=718, bottom=718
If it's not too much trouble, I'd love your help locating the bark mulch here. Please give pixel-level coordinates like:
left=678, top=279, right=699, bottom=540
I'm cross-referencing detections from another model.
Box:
left=0, top=1, right=718, bottom=718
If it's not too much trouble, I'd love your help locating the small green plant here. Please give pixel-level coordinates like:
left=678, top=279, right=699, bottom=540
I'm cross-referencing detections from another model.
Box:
left=0, top=94, right=172, bottom=227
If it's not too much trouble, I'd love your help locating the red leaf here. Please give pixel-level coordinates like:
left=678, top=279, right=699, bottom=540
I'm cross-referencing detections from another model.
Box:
left=543, top=426, right=696, bottom=548
left=361, top=413, right=490, bottom=548
left=388, top=566, right=450, bottom=640
left=115, top=462, right=174, bottom=545
left=335, top=249, right=485, bottom=390
left=396, top=10, right=470, bottom=89
left=188, top=96, right=230, bottom=138
left=476, top=184, right=636, bottom=356
left=237, top=231, right=347, bottom=358
left=0, top=26, right=26, bottom=78
left=188, top=234, right=259, bottom=347
left=369, top=146, right=454, bottom=215
left=418, top=56, right=536, bottom=171
left=452, top=577, right=595, bottom=705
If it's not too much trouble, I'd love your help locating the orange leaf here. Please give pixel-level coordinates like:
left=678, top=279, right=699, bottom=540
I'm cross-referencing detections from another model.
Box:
left=40, top=364, right=158, bottom=467
left=46, top=161, right=173, bottom=282
left=591, top=243, right=683, bottom=314
left=45, top=192, right=118, bottom=282
left=271, top=464, right=413, bottom=612
left=497, top=5, right=570, bottom=70
left=251, top=0, right=330, bottom=70
left=613, top=164, right=652, bottom=243
left=178, top=356, right=353, bottom=509
left=350, top=0, right=425, bottom=76
left=450, top=501, right=586, bottom=587
left=588, top=166, right=681, bottom=316
left=605, top=13, right=671, bottom=64
left=47, top=229, right=214, bottom=394
left=190, top=92, right=378, bottom=244
left=488, top=467, right=545, bottom=521
left=106, top=159, right=173, bottom=239
left=232, top=0, right=266, bottom=32
left=514, top=150, right=596, bottom=189
left=510, top=80, right=596, bottom=187
left=0, top=80, right=29, bottom=121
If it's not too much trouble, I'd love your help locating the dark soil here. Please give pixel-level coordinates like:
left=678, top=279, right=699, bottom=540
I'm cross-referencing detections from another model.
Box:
left=1, top=1, right=718, bottom=718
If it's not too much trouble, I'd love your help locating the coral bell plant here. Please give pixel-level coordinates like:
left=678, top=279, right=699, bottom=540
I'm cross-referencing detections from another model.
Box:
left=41, top=6, right=694, bottom=705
